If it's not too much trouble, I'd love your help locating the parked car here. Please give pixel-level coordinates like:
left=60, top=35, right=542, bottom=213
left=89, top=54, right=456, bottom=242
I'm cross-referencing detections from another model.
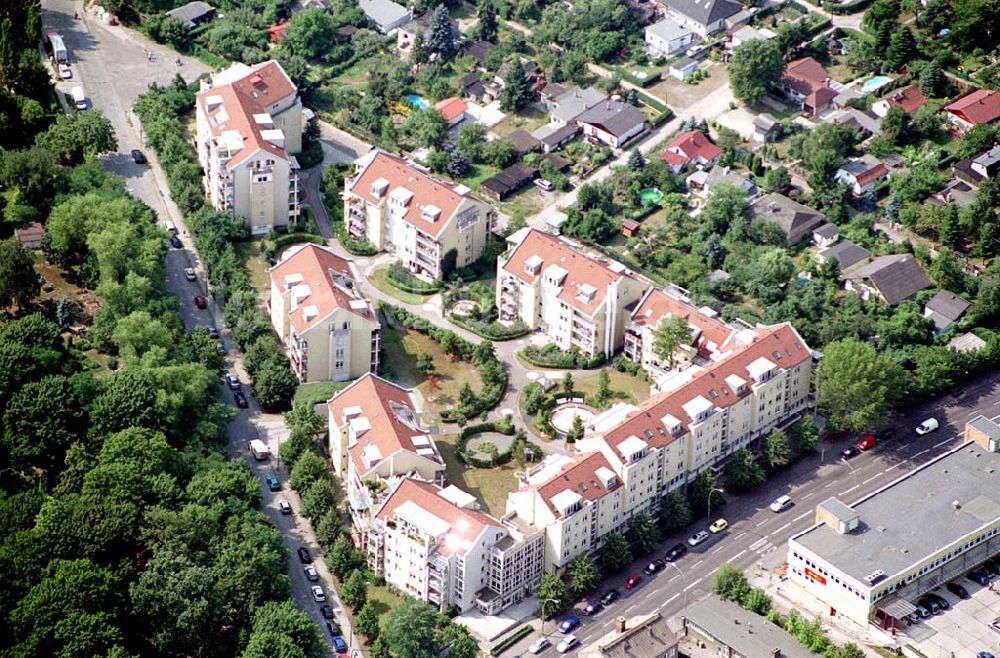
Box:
left=332, top=636, right=348, bottom=654
left=326, top=620, right=341, bottom=636
left=193, top=295, right=207, bottom=309
left=58, top=62, right=72, bottom=78
left=976, top=653, right=995, bottom=658
left=130, top=149, right=147, bottom=164
left=600, top=590, right=620, bottom=606
left=304, top=565, right=319, bottom=581
left=556, top=636, right=578, bottom=653
left=905, top=612, right=921, bottom=625
left=990, top=618, right=1000, bottom=632
left=184, top=267, right=196, bottom=281
left=582, top=601, right=602, bottom=616
left=945, top=582, right=970, bottom=599
left=643, top=559, right=665, bottom=575
left=557, top=616, right=580, bottom=633
left=915, top=418, right=939, bottom=435
left=528, top=638, right=550, bottom=654
left=265, top=475, right=281, bottom=491
left=225, top=373, right=241, bottom=390
left=311, top=585, right=325, bottom=602
left=278, top=499, right=292, bottom=515
left=917, top=596, right=941, bottom=614
left=297, top=547, right=312, bottom=563
left=968, top=569, right=991, bottom=586
left=984, top=558, right=1000, bottom=576
left=924, top=592, right=949, bottom=610
left=169, top=235, right=182, bottom=248
left=320, top=605, right=334, bottom=620
left=665, top=543, right=687, bottom=562
left=708, top=518, right=728, bottom=533
left=876, top=427, right=897, bottom=441
left=855, top=434, right=877, bottom=451
left=208, top=327, right=220, bottom=339
left=688, top=530, right=710, bottom=547
left=234, top=391, right=248, bottom=408
left=914, top=603, right=931, bottom=618
left=770, top=495, right=793, bottom=513
left=840, top=446, right=861, bottom=461
left=624, top=574, right=642, bottom=589
left=216, top=341, right=226, bottom=355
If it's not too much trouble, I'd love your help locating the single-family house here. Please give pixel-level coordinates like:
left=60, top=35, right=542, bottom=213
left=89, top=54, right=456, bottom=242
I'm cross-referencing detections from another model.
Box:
left=549, top=86, right=606, bottom=126
left=359, top=0, right=411, bottom=34
left=872, top=84, right=927, bottom=117
left=781, top=57, right=837, bottom=117
left=944, top=89, right=1000, bottom=133
left=433, top=97, right=467, bottom=126
left=658, top=0, right=742, bottom=37
left=576, top=100, right=647, bottom=148
left=949, top=332, right=986, bottom=353
left=460, top=40, right=496, bottom=68
left=496, top=59, right=544, bottom=90
left=533, top=123, right=582, bottom=153
left=923, top=290, right=970, bottom=333
left=14, top=222, right=44, bottom=249
left=812, top=223, right=839, bottom=248
left=729, top=25, right=775, bottom=48
left=461, top=73, right=496, bottom=104
left=165, top=1, right=215, bottom=28
left=835, top=155, right=889, bottom=195
left=507, top=129, right=541, bottom=157
left=703, top=165, right=757, bottom=195
left=749, top=193, right=825, bottom=245
left=929, top=179, right=978, bottom=208
left=480, top=164, right=538, bottom=200
left=396, top=9, right=457, bottom=49
left=753, top=113, right=779, bottom=142
left=669, top=56, right=700, bottom=80
left=644, top=17, right=695, bottom=57
left=828, top=108, right=882, bottom=138
left=955, top=146, right=1000, bottom=187
left=539, top=82, right=569, bottom=108
left=817, top=240, right=870, bottom=274
left=661, top=130, right=723, bottom=172
left=843, top=254, right=931, bottom=305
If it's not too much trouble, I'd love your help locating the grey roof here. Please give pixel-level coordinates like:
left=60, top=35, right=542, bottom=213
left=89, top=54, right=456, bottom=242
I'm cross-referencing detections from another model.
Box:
left=706, top=166, right=756, bottom=194
left=731, top=25, right=767, bottom=43
left=576, top=100, right=646, bottom=137
left=532, top=122, right=581, bottom=147
left=358, top=0, right=409, bottom=30
left=661, top=0, right=741, bottom=26
left=791, top=442, right=1000, bottom=585
left=506, top=128, right=541, bottom=155
left=646, top=17, right=693, bottom=43
left=833, top=87, right=862, bottom=107
left=975, top=146, right=1000, bottom=168
left=925, top=290, right=970, bottom=323
left=683, top=597, right=820, bottom=658
left=968, top=415, right=1000, bottom=443
left=813, top=222, right=839, bottom=239
left=165, top=1, right=215, bottom=23
left=754, top=113, right=778, bottom=131
left=839, top=155, right=883, bottom=176
left=591, top=613, right=678, bottom=658
left=846, top=254, right=931, bottom=305
left=481, top=163, right=537, bottom=198
left=540, top=82, right=568, bottom=98
left=829, top=108, right=881, bottom=135
left=932, top=179, right=977, bottom=208
left=749, top=193, right=825, bottom=245
left=670, top=56, right=699, bottom=72
left=949, top=332, right=987, bottom=353
left=819, top=240, right=870, bottom=273
left=551, top=87, right=606, bottom=124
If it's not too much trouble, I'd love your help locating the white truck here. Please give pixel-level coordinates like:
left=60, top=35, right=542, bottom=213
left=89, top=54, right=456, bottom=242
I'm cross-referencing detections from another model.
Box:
left=47, top=32, right=68, bottom=63
left=72, top=86, right=87, bottom=111
left=248, top=439, right=271, bottom=461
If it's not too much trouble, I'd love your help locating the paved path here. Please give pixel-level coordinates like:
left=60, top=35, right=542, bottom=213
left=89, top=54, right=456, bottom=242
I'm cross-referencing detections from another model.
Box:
left=793, top=0, right=864, bottom=31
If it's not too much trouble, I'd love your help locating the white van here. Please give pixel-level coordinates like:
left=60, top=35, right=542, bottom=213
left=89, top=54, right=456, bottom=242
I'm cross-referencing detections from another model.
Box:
left=71, top=86, right=86, bottom=110
left=163, top=220, right=177, bottom=233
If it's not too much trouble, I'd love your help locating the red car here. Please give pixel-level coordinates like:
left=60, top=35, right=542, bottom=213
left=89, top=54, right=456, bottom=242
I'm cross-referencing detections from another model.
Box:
left=194, top=295, right=207, bottom=309
left=624, top=574, right=642, bottom=589
left=855, top=434, right=877, bottom=451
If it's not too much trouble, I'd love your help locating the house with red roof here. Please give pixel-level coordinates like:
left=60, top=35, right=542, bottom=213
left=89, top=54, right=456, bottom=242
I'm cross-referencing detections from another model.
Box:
left=872, top=83, right=927, bottom=117
left=834, top=155, right=890, bottom=195
left=344, top=150, right=495, bottom=281
left=496, top=228, right=647, bottom=359
left=944, top=88, right=1000, bottom=133
left=371, top=477, right=545, bottom=613
left=660, top=130, right=723, bottom=172
left=268, top=244, right=380, bottom=383
left=267, top=20, right=290, bottom=44
left=781, top=57, right=837, bottom=117
left=196, top=60, right=303, bottom=235
left=433, top=96, right=467, bottom=126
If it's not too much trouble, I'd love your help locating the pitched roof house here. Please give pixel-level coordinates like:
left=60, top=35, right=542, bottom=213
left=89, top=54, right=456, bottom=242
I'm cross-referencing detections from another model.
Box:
left=657, top=0, right=742, bottom=36
left=358, top=0, right=411, bottom=34
left=433, top=96, right=467, bottom=125
left=835, top=155, right=890, bottom=195
left=843, top=254, right=931, bottom=305
left=748, top=193, right=825, bottom=245
left=945, top=89, right=1000, bottom=133
left=923, top=290, right=970, bottom=333
left=872, top=83, right=927, bottom=117
left=781, top=57, right=837, bottom=116
left=644, top=17, right=695, bottom=57
left=576, top=100, right=647, bottom=148
left=817, top=240, right=871, bottom=274
left=661, top=130, right=723, bottom=171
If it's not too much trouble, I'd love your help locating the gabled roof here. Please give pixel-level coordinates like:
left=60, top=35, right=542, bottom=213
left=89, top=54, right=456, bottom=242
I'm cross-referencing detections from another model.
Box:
left=629, top=288, right=737, bottom=359
left=550, top=87, right=607, bottom=124
left=433, top=96, right=467, bottom=122
left=924, top=289, right=970, bottom=323
left=507, top=128, right=541, bottom=155
left=881, top=83, right=927, bottom=113
left=749, top=193, right=825, bottom=244
left=533, top=452, right=620, bottom=515
left=328, top=374, right=444, bottom=478
left=838, top=156, right=889, bottom=187
left=166, top=1, right=215, bottom=24
left=348, top=151, right=482, bottom=238
left=782, top=57, right=837, bottom=109
left=661, top=130, right=723, bottom=166
left=945, top=89, right=1000, bottom=125
left=501, top=229, right=637, bottom=316
left=845, top=254, right=931, bottom=305
left=645, top=17, right=693, bottom=43
left=819, top=240, right=870, bottom=273
left=268, top=243, right=376, bottom=333
left=660, top=0, right=741, bottom=25
left=358, top=0, right=409, bottom=29
left=576, top=100, right=646, bottom=137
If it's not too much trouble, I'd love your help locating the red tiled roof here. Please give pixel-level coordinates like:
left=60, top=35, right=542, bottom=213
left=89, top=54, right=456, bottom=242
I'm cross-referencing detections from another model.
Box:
left=945, top=89, right=1000, bottom=126
left=630, top=288, right=737, bottom=359
left=883, top=84, right=927, bottom=114
left=14, top=221, right=44, bottom=243
left=855, top=162, right=889, bottom=187
left=347, top=151, right=475, bottom=239
left=501, top=229, right=637, bottom=316
left=601, top=324, right=811, bottom=451
left=535, top=452, right=619, bottom=513
left=268, top=22, right=290, bottom=43
left=782, top=57, right=836, bottom=110
left=268, top=243, right=375, bottom=333
left=661, top=130, right=723, bottom=166
left=434, top=96, right=467, bottom=122
left=328, top=374, right=443, bottom=478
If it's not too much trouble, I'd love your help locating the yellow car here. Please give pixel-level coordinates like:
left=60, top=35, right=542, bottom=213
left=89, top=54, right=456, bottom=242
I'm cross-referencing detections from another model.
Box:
left=708, top=518, right=729, bottom=533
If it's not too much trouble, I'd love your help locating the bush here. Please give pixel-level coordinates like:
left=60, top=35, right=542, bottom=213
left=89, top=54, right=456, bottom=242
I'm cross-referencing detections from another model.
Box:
left=456, top=421, right=515, bottom=466
left=386, top=262, right=442, bottom=294
left=518, top=343, right=605, bottom=369
left=449, top=314, right=530, bottom=341
left=267, top=233, right=326, bottom=260
left=491, top=626, right=534, bottom=657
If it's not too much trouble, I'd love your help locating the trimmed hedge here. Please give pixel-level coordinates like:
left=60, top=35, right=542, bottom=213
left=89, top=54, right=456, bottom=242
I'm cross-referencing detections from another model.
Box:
left=386, top=262, right=442, bottom=294
left=268, top=233, right=326, bottom=259
left=491, top=626, right=534, bottom=657
left=827, top=0, right=875, bottom=14
left=449, top=314, right=531, bottom=341
left=518, top=343, right=606, bottom=369
left=456, top=420, right=515, bottom=466
left=651, top=109, right=674, bottom=127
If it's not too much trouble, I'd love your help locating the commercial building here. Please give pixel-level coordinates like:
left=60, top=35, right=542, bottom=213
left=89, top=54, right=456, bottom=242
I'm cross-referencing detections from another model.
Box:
left=496, top=228, right=646, bottom=359
left=580, top=613, right=679, bottom=658
left=681, top=597, right=821, bottom=658
left=268, top=244, right=380, bottom=382
left=787, top=423, right=1000, bottom=629
left=368, top=477, right=545, bottom=614
left=195, top=61, right=302, bottom=235
left=344, top=151, right=494, bottom=281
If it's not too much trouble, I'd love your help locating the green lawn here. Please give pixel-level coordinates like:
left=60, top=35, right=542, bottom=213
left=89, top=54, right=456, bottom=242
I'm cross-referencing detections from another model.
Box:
left=233, top=241, right=271, bottom=294
left=571, top=369, right=650, bottom=404
left=369, top=266, right=433, bottom=305
left=497, top=186, right=544, bottom=223
left=433, top=431, right=521, bottom=517
left=493, top=107, right=550, bottom=137
left=293, top=381, right=351, bottom=410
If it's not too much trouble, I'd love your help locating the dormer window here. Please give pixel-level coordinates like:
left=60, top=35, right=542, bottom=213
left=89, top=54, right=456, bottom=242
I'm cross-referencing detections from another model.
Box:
left=370, top=178, right=390, bottom=198
left=524, top=255, right=543, bottom=276
left=577, top=284, right=597, bottom=304
left=390, top=186, right=414, bottom=207
left=421, top=204, right=442, bottom=222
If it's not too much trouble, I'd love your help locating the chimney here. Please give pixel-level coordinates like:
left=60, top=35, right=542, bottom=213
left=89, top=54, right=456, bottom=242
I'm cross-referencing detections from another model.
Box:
left=616, top=616, right=627, bottom=634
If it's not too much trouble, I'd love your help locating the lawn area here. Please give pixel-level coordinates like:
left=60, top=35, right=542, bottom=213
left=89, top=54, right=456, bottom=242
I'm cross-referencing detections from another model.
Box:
left=493, top=107, right=550, bottom=137
left=433, top=431, right=520, bottom=517
left=369, top=266, right=434, bottom=305
left=379, top=325, right=484, bottom=416
left=461, top=163, right=499, bottom=190
left=233, top=241, right=270, bottom=294
left=497, top=186, right=544, bottom=223
left=35, top=258, right=95, bottom=307
left=366, top=584, right=407, bottom=620
left=294, top=380, right=351, bottom=410
left=572, top=368, right=650, bottom=404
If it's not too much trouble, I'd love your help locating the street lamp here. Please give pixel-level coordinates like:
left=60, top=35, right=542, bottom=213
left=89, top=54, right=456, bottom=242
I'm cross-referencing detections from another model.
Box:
left=706, top=487, right=725, bottom=521
left=540, top=597, right=562, bottom=636
left=665, top=560, right=689, bottom=610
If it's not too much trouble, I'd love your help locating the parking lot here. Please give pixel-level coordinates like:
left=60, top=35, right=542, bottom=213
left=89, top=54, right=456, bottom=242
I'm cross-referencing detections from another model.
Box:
left=901, top=576, right=1000, bottom=657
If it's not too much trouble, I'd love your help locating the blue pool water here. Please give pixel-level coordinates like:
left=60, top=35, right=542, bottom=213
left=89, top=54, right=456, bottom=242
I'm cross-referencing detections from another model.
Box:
left=861, top=75, right=893, bottom=93
left=404, top=94, right=429, bottom=110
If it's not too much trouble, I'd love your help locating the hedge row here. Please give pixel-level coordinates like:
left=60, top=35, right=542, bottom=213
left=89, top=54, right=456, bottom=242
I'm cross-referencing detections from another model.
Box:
left=267, top=233, right=326, bottom=259
left=449, top=314, right=531, bottom=341
left=386, top=262, right=443, bottom=294
left=456, top=420, right=516, bottom=467
left=518, top=343, right=606, bottom=369
left=651, top=109, right=674, bottom=128
left=629, top=71, right=663, bottom=88
left=826, top=0, right=875, bottom=14
left=491, top=626, right=534, bottom=657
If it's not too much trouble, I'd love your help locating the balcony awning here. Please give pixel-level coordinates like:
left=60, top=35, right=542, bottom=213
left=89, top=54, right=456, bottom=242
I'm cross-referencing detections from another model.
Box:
left=875, top=596, right=916, bottom=619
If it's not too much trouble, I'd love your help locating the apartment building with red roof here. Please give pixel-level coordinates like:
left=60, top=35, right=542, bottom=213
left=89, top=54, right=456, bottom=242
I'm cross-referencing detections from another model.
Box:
left=196, top=60, right=303, bottom=235
left=344, top=150, right=495, bottom=281
left=944, top=88, right=1000, bottom=133
left=369, top=478, right=544, bottom=613
left=268, top=244, right=380, bottom=383
left=497, top=228, right=646, bottom=359
left=781, top=57, right=837, bottom=117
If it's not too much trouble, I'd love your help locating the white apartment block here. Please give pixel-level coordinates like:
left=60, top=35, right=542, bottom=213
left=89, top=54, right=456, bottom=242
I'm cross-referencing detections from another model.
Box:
left=196, top=61, right=303, bottom=235
left=507, top=323, right=817, bottom=572
left=497, top=228, right=646, bottom=359
left=344, top=151, right=494, bottom=281
left=268, top=244, right=380, bottom=383
left=327, top=374, right=447, bottom=535
left=369, top=477, right=545, bottom=614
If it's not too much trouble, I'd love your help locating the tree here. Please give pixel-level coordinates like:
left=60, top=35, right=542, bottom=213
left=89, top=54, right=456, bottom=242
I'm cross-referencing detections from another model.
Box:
left=416, top=352, right=435, bottom=374
left=762, top=429, right=792, bottom=470
left=35, top=111, right=117, bottom=164
left=760, top=166, right=791, bottom=193
left=651, top=314, right=691, bottom=369
left=920, top=59, right=946, bottom=98
left=289, top=451, right=329, bottom=492
left=0, top=237, right=40, bottom=311
left=300, top=478, right=337, bottom=519
left=712, top=563, right=751, bottom=602
left=596, top=369, right=611, bottom=403
left=625, top=512, right=658, bottom=555
left=248, top=601, right=325, bottom=658
left=881, top=105, right=912, bottom=145
left=3, top=375, right=86, bottom=472
left=724, top=448, right=765, bottom=491
left=566, top=413, right=585, bottom=442
left=341, top=569, right=368, bottom=611
left=481, top=138, right=517, bottom=168
left=816, top=338, right=907, bottom=432
left=329, top=534, right=363, bottom=580
left=476, top=0, right=498, bottom=42
left=885, top=27, right=916, bottom=70
left=790, top=417, right=820, bottom=454
left=456, top=121, right=488, bottom=161
left=627, top=148, right=644, bottom=171
left=426, top=5, right=456, bottom=57
left=404, top=108, right=448, bottom=149
left=689, top=470, right=725, bottom=515
left=600, top=531, right=633, bottom=572
left=382, top=599, right=440, bottom=658
left=255, top=361, right=297, bottom=412
left=538, top=573, right=567, bottom=618
left=90, top=369, right=161, bottom=437
left=569, top=555, right=601, bottom=594
left=356, top=602, right=381, bottom=640
left=447, top=148, right=470, bottom=178
left=703, top=183, right=749, bottom=234
left=500, top=61, right=532, bottom=111
left=728, top=40, right=784, bottom=105
left=743, top=587, right=772, bottom=614
left=657, top=490, right=693, bottom=531
left=562, top=371, right=574, bottom=394
left=282, top=8, right=337, bottom=60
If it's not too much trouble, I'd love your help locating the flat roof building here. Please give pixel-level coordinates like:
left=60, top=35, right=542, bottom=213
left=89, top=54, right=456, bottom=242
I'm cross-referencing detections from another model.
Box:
left=787, top=428, right=1000, bottom=629
left=681, top=597, right=821, bottom=658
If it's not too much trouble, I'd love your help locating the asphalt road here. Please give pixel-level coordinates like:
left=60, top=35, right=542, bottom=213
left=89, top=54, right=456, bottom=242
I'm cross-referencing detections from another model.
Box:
left=39, top=2, right=356, bottom=654
left=497, top=372, right=1000, bottom=657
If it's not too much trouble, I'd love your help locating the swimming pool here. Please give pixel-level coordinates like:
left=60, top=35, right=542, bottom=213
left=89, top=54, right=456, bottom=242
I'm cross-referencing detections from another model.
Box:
left=861, top=75, right=893, bottom=93
left=404, top=94, right=429, bottom=110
